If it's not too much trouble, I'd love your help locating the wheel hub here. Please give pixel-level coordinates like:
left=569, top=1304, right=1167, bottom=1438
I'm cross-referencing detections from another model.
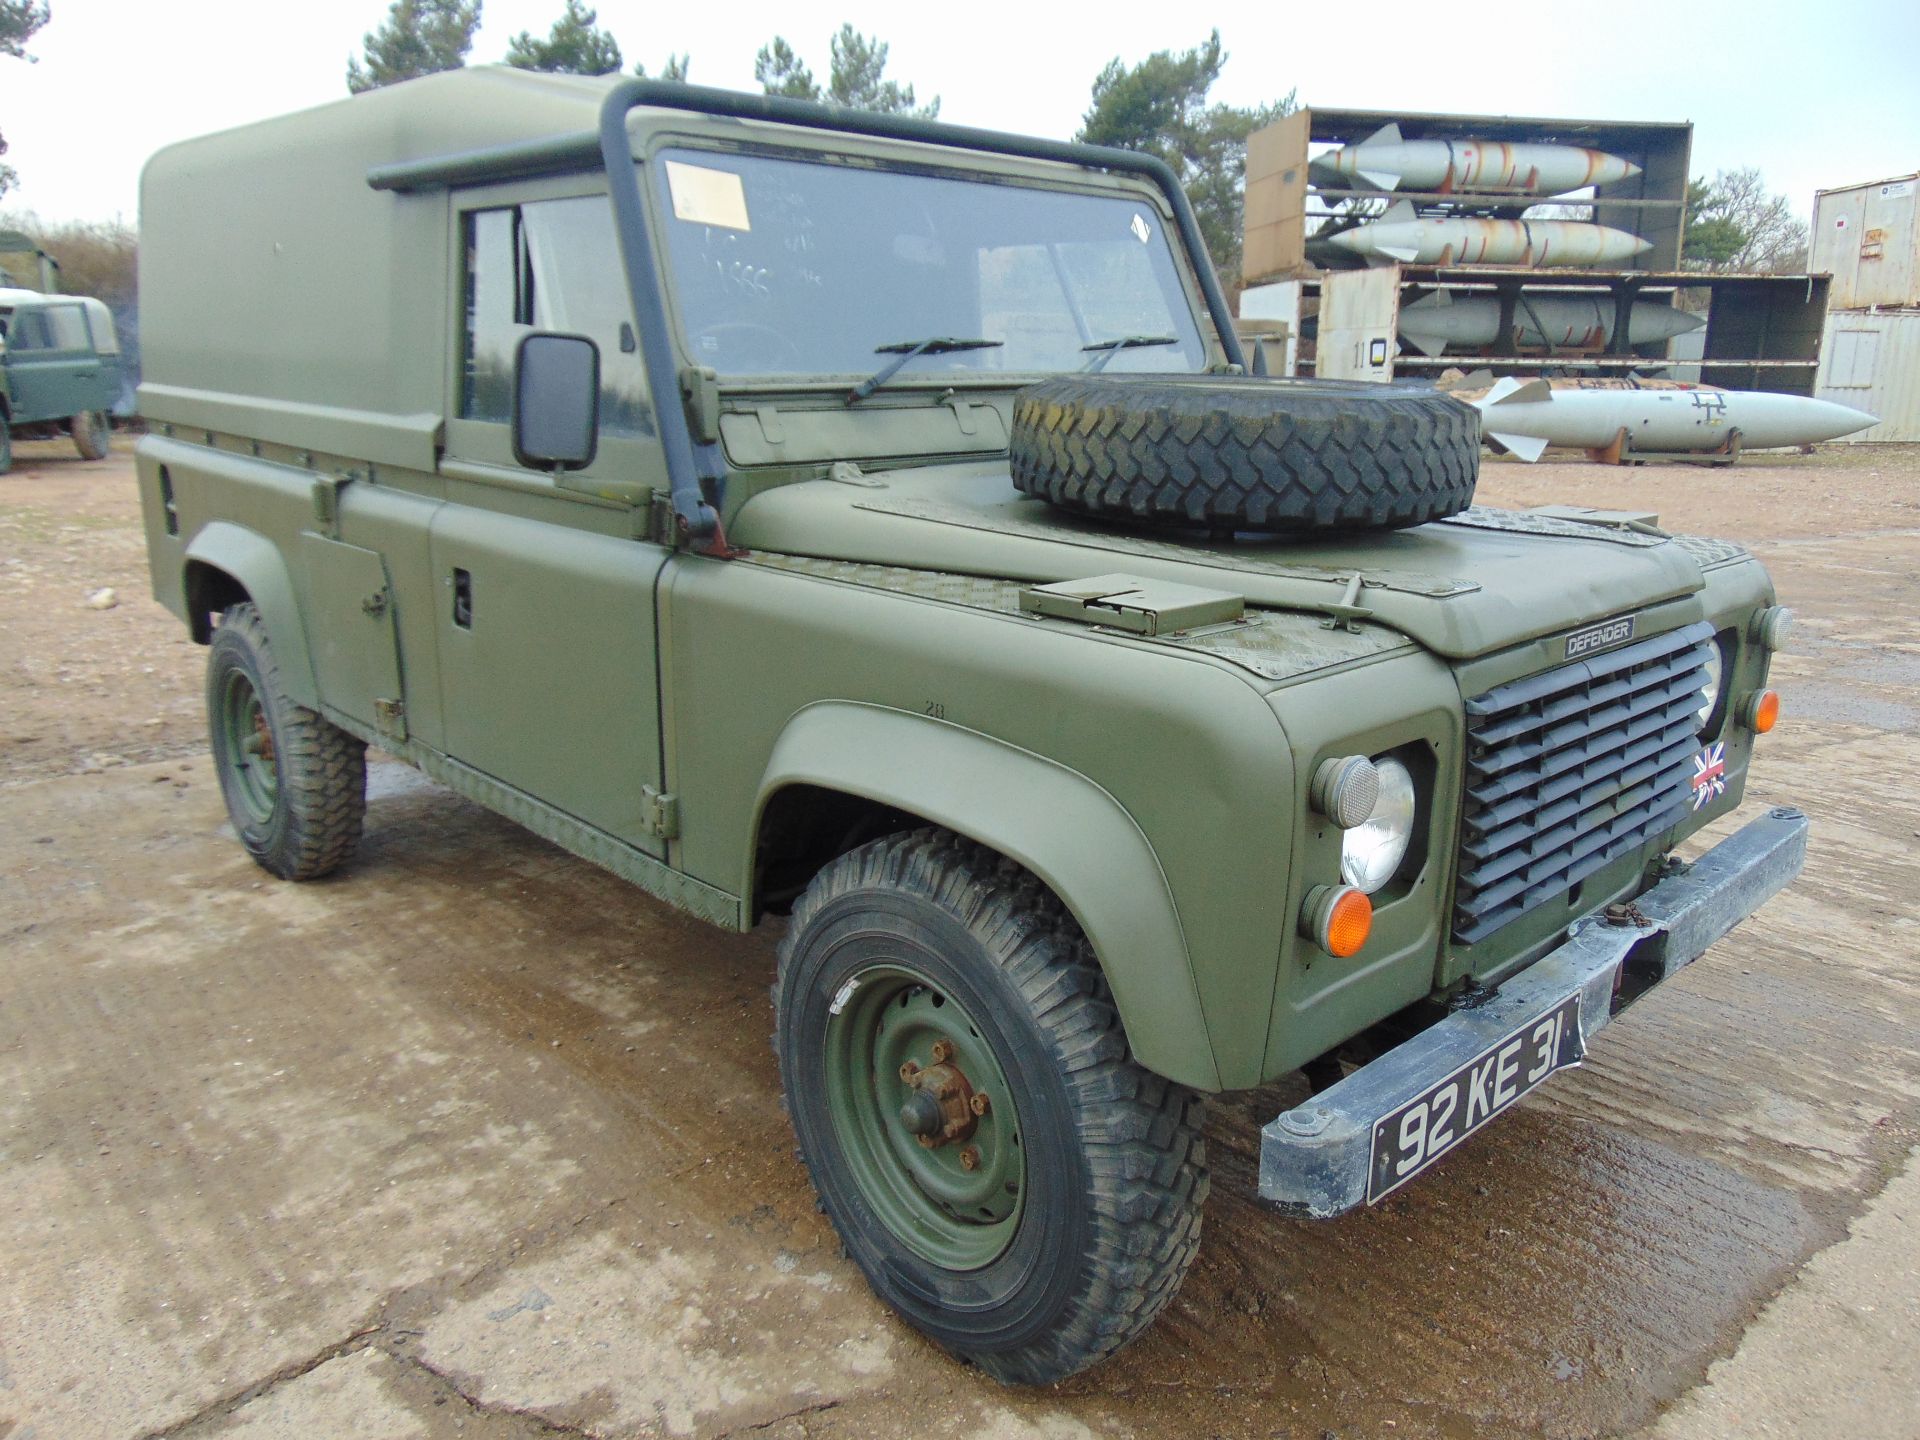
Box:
left=897, top=1039, right=987, bottom=1149
left=219, top=670, right=280, bottom=826
left=823, top=968, right=1026, bottom=1270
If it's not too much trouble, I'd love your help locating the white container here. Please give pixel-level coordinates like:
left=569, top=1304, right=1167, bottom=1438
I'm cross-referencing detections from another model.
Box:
left=1812, top=173, right=1920, bottom=311
left=1816, top=307, right=1920, bottom=441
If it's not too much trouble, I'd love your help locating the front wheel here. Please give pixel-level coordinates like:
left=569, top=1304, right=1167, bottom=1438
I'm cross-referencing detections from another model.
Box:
left=774, top=829, right=1208, bottom=1384
left=207, top=602, right=367, bottom=879
left=70, top=410, right=111, bottom=461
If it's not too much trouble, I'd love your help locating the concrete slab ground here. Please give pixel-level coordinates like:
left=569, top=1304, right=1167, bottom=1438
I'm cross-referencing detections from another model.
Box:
left=3, top=438, right=1918, bottom=1439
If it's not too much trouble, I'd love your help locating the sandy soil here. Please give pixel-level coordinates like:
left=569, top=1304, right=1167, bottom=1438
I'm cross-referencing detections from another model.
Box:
left=3, top=434, right=1918, bottom=1439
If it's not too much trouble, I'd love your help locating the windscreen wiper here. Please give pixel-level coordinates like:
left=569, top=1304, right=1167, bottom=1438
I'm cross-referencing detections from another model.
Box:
left=1080, top=334, right=1178, bottom=373
left=847, top=336, right=1004, bottom=405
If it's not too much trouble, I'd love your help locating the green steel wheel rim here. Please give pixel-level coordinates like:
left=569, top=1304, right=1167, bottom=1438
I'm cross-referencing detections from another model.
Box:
left=217, top=668, right=279, bottom=826
left=823, top=963, right=1026, bottom=1271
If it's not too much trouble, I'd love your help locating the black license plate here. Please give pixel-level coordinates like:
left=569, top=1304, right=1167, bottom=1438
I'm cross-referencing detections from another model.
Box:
left=1367, top=994, right=1584, bottom=1204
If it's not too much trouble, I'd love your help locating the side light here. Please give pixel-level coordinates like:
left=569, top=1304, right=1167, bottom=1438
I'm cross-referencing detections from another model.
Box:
left=1750, top=606, right=1794, bottom=651
left=1301, top=884, right=1373, bottom=958
left=1741, top=689, right=1780, bottom=734
left=1311, top=755, right=1380, bottom=830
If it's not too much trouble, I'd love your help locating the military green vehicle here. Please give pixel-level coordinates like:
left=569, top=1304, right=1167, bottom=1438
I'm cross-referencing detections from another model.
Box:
left=135, top=69, right=1807, bottom=1383
left=0, top=286, right=121, bottom=473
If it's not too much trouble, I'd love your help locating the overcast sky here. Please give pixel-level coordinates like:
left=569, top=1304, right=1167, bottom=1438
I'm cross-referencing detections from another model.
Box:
left=4, top=0, right=1917, bottom=227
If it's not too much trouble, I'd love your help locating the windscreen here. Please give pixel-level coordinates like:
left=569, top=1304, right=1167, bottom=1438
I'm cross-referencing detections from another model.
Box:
left=650, top=147, right=1209, bottom=379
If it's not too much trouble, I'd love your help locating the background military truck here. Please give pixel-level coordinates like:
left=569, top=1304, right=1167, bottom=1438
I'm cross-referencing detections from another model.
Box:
left=134, top=69, right=1806, bottom=1384
left=0, top=286, right=120, bottom=472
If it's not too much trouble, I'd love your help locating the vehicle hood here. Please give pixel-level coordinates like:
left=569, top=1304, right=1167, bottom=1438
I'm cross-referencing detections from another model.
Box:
left=727, top=459, right=1713, bottom=661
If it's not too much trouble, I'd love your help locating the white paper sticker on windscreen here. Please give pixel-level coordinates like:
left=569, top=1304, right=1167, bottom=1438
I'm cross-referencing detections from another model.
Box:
left=665, top=160, right=751, bottom=231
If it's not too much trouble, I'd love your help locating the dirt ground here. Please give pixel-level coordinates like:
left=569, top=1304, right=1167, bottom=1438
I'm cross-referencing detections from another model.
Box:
left=3, top=434, right=1918, bottom=1440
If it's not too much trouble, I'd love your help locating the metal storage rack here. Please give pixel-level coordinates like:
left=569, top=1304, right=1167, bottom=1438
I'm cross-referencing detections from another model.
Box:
left=1240, top=108, right=1831, bottom=397
left=1289, top=266, right=1830, bottom=396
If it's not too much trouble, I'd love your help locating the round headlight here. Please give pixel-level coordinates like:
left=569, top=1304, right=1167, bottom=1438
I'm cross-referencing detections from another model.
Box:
left=1341, top=757, right=1416, bottom=894
left=1695, top=643, right=1724, bottom=728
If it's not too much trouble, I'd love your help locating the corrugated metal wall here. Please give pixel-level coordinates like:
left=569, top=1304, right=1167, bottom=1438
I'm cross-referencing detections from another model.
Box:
left=1816, top=309, right=1920, bottom=441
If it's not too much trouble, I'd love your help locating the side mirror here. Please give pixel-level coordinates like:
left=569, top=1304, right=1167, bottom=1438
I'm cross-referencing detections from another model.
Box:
left=511, top=332, right=600, bottom=472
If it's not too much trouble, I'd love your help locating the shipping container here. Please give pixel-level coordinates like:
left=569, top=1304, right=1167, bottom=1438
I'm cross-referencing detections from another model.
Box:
left=1812, top=173, right=1920, bottom=311
left=1816, top=307, right=1920, bottom=441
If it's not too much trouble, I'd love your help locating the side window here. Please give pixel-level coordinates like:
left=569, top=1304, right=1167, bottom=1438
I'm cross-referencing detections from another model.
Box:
left=4, top=308, right=53, bottom=351
left=45, top=304, right=93, bottom=353
left=521, top=197, right=653, bottom=437
left=460, top=196, right=654, bottom=441
left=461, top=209, right=520, bottom=423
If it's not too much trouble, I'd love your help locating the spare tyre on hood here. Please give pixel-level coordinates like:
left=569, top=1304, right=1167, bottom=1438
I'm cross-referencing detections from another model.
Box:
left=1009, top=375, right=1480, bottom=535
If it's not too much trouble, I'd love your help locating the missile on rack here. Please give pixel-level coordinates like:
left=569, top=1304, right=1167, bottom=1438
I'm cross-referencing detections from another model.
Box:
left=1463, top=375, right=1877, bottom=462
left=1324, top=203, right=1652, bottom=267
left=1397, top=290, right=1704, bottom=356
left=1316, top=123, right=1641, bottom=196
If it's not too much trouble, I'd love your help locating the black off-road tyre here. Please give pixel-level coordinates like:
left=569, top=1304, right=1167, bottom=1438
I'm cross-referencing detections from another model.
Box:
left=774, top=828, right=1208, bottom=1385
left=1010, top=374, right=1479, bottom=534
left=70, top=410, right=111, bottom=461
left=0, top=423, right=11, bottom=476
left=206, top=603, right=366, bottom=880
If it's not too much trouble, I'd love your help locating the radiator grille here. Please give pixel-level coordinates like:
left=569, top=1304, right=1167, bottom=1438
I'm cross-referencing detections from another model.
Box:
left=1453, top=621, right=1716, bottom=944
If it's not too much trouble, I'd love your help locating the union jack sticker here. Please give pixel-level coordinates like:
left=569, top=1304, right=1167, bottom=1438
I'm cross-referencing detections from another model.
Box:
left=1691, top=741, right=1728, bottom=810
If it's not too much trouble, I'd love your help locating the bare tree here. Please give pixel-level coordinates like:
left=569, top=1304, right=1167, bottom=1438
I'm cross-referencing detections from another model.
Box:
left=1685, top=168, right=1808, bottom=272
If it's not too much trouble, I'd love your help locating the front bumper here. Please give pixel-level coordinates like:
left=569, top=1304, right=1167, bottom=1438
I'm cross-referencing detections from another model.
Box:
left=1259, top=806, right=1809, bottom=1218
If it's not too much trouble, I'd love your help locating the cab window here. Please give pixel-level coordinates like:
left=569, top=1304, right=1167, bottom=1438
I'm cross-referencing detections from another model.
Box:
left=460, top=195, right=653, bottom=439
left=44, top=304, right=93, bottom=352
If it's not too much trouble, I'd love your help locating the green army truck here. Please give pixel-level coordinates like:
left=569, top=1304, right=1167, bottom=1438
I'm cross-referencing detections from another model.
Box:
left=1, top=286, right=121, bottom=472
left=135, top=69, right=1807, bottom=1383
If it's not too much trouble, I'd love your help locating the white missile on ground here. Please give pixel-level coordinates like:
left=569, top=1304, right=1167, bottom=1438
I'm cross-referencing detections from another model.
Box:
left=1397, top=290, right=1704, bottom=356
left=1317, top=123, right=1642, bottom=196
left=1465, top=376, right=1877, bottom=462
left=1326, top=203, right=1652, bottom=267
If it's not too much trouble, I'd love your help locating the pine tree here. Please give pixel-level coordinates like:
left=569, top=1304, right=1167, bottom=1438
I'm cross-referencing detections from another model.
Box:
left=825, top=25, right=936, bottom=116
left=754, top=27, right=937, bottom=115
left=636, top=54, right=690, bottom=82
left=0, top=0, right=49, bottom=200
left=0, top=0, right=49, bottom=58
left=346, top=0, right=483, bottom=95
left=753, top=36, right=816, bottom=100
left=1078, top=32, right=1294, bottom=282
left=505, top=0, right=622, bottom=76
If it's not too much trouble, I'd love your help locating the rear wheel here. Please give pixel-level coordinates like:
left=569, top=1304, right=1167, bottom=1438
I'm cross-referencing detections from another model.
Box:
left=70, top=410, right=111, bottom=461
left=774, top=829, right=1208, bottom=1384
left=207, top=603, right=366, bottom=879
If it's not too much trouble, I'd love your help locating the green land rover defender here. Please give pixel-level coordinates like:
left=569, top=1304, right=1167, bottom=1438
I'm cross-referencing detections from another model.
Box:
left=135, top=69, right=1806, bottom=1383
left=0, top=286, right=121, bottom=473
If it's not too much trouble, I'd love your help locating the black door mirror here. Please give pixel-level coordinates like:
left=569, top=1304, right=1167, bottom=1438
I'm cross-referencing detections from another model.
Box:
left=511, top=332, right=600, bottom=472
